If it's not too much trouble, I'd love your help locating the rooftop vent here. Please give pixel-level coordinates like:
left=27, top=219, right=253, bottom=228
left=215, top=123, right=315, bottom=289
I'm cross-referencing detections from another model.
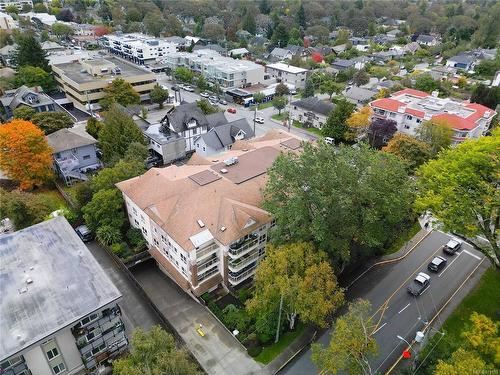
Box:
left=19, top=287, right=28, bottom=294
left=223, top=156, right=239, bottom=166
left=220, top=168, right=228, bottom=174
left=26, top=278, right=33, bottom=284
left=484, top=111, right=490, bottom=118
left=197, top=219, right=205, bottom=228
left=220, top=226, right=226, bottom=232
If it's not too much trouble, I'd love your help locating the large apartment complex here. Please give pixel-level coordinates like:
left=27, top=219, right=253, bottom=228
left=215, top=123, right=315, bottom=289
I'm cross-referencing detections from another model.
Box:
left=0, top=0, right=32, bottom=11
left=101, top=33, right=177, bottom=65
left=52, top=56, right=157, bottom=112
left=369, top=88, right=496, bottom=144
left=117, top=132, right=303, bottom=296
left=162, top=49, right=266, bottom=89
left=0, top=217, right=127, bottom=375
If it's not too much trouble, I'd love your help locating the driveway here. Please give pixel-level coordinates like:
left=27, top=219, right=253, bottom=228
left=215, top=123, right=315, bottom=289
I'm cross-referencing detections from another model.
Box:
left=85, top=242, right=162, bottom=334
left=280, top=230, right=489, bottom=375
left=132, top=260, right=266, bottom=375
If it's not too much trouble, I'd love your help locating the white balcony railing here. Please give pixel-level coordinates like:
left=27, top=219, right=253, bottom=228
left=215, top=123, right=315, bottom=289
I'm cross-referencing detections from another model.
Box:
left=196, top=242, right=219, bottom=260
left=228, top=265, right=257, bottom=285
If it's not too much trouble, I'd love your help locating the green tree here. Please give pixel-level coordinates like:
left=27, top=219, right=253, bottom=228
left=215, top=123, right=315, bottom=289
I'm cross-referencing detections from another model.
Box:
left=415, top=130, right=500, bottom=267
left=382, top=133, right=431, bottom=172
left=312, top=299, right=379, bottom=375
left=415, top=73, right=440, bottom=93
left=164, top=14, right=184, bottom=36
left=144, top=12, right=166, bottom=37
left=90, top=159, right=146, bottom=192
left=320, top=79, right=343, bottom=99
left=259, top=0, right=270, bottom=14
left=13, top=106, right=36, bottom=120
left=12, top=34, right=50, bottom=72
left=51, top=22, right=74, bottom=39
left=197, top=99, right=218, bottom=114
left=321, top=99, right=356, bottom=142
left=242, top=12, right=256, bottom=35
left=31, top=112, right=73, bottom=135
left=0, top=188, right=51, bottom=229
left=196, top=75, right=208, bottom=91
left=435, top=348, right=486, bottom=375
left=415, top=120, right=453, bottom=157
left=202, top=23, right=225, bottom=41
left=274, top=83, right=289, bottom=97
left=246, top=242, right=344, bottom=330
left=13, top=65, right=55, bottom=91
left=272, top=95, right=286, bottom=115
left=149, top=84, right=168, bottom=109
left=253, top=92, right=265, bottom=106
left=85, top=117, right=102, bottom=139
left=303, top=77, right=314, bottom=98
left=33, top=3, right=48, bottom=12
left=98, top=104, right=145, bottom=164
left=296, top=3, right=306, bottom=29
left=113, top=326, right=202, bottom=375
left=5, top=4, right=19, bottom=13
left=271, top=23, right=289, bottom=47
left=471, top=2, right=500, bottom=48
left=82, top=188, right=125, bottom=235
left=470, top=84, right=500, bottom=110
left=96, top=224, right=122, bottom=246
left=0, top=29, right=13, bottom=48
left=123, top=142, right=149, bottom=164
left=352, top=69, right=370, bottom=86
left=173, top=67, right=194, bottom=83
left=264, top=143, right=413, bottom=269
left=100, top=78, right=140, bottom=109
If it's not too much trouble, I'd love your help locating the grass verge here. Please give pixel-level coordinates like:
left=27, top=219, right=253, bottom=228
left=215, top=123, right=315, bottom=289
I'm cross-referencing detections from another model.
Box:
left=383, top=221, right=421, bottom=255
left=416, top=266, right=499, bottom=373
left=255, top=323, right=305, bottom=364
left=292, top=121, right=323, bottom=136
left=271, top=112, right=289, bottom=121
left=257, top=101, right=274, bottom=110
left=35, top=188, right=70, bottom=211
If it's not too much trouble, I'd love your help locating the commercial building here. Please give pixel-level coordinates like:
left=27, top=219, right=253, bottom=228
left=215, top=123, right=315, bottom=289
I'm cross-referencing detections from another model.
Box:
left=101, top=33, right=177, bottom=65
left=369, top=88, right=497, bottom=144
left=161, top=49, right=265, bottom=89
left=52, top=56, right=157, bottom=112
left=0, top=216, right=127, bottom=375
left=117, top=131, right=304, bottom=297
left=0, top=0, right=32, bottom=11
left=265, top=62, right=308, bottom=89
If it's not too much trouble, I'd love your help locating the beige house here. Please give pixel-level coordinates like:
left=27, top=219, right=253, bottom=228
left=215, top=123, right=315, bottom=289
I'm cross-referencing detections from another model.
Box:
left=117, top=131, right=304, bottom=297
left=52, top=56, right=157, bottom=112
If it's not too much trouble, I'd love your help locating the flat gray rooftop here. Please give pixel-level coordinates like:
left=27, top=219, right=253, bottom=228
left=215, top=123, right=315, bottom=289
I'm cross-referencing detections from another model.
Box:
left=0, top=216, right=121, bottom=360
left=55, top=56, right=152, bottom=84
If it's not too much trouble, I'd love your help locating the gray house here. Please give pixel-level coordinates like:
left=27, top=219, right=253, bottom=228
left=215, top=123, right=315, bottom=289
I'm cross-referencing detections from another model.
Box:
left=194, top=118, right=254, bottom=156
left=342, top=86, right=377, bottom=107
left=291, top=97, right=335, bottom=129
left=46, top=128, right=100, bottom=185
left=0, top=86, right=59, bottom=120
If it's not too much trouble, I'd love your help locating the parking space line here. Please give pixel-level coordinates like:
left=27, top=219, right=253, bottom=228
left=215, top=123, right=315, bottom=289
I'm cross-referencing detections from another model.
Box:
left=420, top=285, right=431, bottom=296
left=373, top=322, right=387, bottom=335
left=398, top=303, right=411, bottom=314
left=462, top=249, right=482, bottom=260
left=439, top=252, right=462, bottom=278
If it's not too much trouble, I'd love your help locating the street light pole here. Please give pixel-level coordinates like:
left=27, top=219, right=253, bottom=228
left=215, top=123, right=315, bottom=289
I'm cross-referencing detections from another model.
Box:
left=287, top=93, right=292, bottom=132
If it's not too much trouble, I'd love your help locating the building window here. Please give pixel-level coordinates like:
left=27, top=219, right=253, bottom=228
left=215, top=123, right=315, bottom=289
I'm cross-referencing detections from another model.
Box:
left=203, top=147, right=206, bottom=152
left=134, top=219, right=139, bottom=226
left=153, top=238, right=159, bottom=246
left=406, top=115, right=413, bottom=120
left=46, top=348, right=59, bottom=360
left=133, top=207, right=137, bottom=215
left=83, top=155, right=91, bottom=160
left=52, top=363, right=66, bottom=374
left=180, top=253, right=186, bottom=263
left=270, top=219, right=277, bottom=228
left=416, top=119, right=422, bottom=124
left=142, top=227, right=147, bottom=235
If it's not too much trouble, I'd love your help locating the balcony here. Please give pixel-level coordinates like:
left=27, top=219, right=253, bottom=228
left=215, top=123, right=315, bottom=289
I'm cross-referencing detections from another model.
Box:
left=196, top=242, right=219, bottom=260
left=228, top=234, right=258, bottom=258
left=197, top=254, right=219, bottom=273
left=228, top=263, right=258, bottom=285
left=228, top=247, right=264, bottom=272
left=198, top=266, right=219, bottom=283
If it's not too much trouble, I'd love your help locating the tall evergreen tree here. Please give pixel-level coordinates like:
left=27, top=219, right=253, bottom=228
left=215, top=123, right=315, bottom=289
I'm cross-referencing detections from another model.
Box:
left=303, top=78, right=315, bottom=98
left=297, top=3, right=306, bottom=29
left=12, top=34, right=50, bottom=72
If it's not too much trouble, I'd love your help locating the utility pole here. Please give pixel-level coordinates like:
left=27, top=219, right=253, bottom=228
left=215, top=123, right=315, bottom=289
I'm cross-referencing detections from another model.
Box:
left=287, top=93, right=292, bottom=132
left=275, top=293, right=284, bottom=343
left=253, top=101, right=257, bottom=135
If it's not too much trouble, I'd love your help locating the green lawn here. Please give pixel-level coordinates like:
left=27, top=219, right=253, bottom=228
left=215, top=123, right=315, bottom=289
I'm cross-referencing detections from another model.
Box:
left=417, top=267, right=499, bottom=373
left=383, top=221, right=422, bottom=255
left=35, top=188, right=69, bottom=212
left=257, top=101, right=274, bottom=110
left=271, top=112, right=289, bottom=121
left=292, top=121, right=323, bottom=137
left=254, top=323, right=305, bottom=364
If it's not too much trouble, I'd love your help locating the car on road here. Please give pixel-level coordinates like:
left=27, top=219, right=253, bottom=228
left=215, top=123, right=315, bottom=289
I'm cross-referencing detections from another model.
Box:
left=218, top=99, right=227, bottom=105
left=407, top=272, right=431, bottom=296
left=200, top=92, right=210, bottom=98
left=209, top=95, right=219, bottom=102
left=443, top=239, right=462, bottom=255
left=254, top=116, right=264, bottom=124
left=227, top=108, right=237, bottom=113
left=171, top=85, right=180, bottom=91
left=75, top=225, right=94, bottom=243
left=183, top=85, right=194, bottom=92
left=428, top=256, right=447, bottom=272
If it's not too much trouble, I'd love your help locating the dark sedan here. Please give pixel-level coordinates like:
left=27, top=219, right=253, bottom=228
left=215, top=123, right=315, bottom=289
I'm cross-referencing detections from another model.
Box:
left=428, top=256, right=447, bottom=272
left=407, top=272, right=431, bottom=296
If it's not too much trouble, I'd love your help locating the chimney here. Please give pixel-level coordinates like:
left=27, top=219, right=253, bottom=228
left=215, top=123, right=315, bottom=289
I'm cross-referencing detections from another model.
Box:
left=431, top=90, right=439, bottom=97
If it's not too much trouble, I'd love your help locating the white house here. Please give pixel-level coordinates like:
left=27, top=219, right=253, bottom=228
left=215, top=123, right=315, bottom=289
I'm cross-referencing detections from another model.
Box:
left=291, top=97, right=334, bottom=129
left=265, top=62, right=308, bottom=89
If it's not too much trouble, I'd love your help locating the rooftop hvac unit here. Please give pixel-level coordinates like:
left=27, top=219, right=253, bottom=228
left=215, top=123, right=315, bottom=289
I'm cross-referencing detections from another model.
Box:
left=223, top=156, right=239, bottom=166
left=197, top=219, right=205, bottom=228
left=220, top=168, right=228, bottom=174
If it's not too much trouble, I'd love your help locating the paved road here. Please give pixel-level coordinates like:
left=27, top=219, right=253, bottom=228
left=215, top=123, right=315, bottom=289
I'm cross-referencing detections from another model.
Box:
left=132, top=260, right=266, bottom=375
left=155, top=75, right=317, bottom=141
left=280, top=230, right=489, bottom=375
left=85, top=242, right=162, bottom=335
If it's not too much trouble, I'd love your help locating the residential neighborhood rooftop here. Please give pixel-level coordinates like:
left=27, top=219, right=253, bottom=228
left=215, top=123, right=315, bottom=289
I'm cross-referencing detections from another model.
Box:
left=0, top=217, right=122, bottom=360
left=266, top=62, right=308, bottom=74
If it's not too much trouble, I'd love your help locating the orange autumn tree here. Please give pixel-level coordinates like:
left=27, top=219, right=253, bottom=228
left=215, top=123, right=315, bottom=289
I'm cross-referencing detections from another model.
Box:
left=0, top=119, right=54, bottom=190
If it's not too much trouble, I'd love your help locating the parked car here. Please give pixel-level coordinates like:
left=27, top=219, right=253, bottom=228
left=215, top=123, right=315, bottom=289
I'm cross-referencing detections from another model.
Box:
left=75, top=225, right=94, bottom=243
left=428, top=256, right=447, bottom=272
left=184, top=85, right=194, bottom=92
left=218, top=99, right=228, bottom=105
left=200, top=92, right=210, bottom=98
left=146, top=155, right=163, bottom=169
left=227, top=108, right=237, bottom=113
left=254, top=117, right=264, bottom=124
left=443, top=239, right=462, bottom=255
left=209, top=95, right=219, bottom=102
left=407, top=272, right=430, bottom=296
left=171, top=85, right=180, bottom=91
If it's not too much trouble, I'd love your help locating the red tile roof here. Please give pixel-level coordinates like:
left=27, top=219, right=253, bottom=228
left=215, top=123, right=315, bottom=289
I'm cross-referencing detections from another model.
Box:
left=370, top=98, right=404, bottom=112
left=392, top=88, right=430, bottom=98
left=405, top=107, right=425, bottom=117
left=431, top=113, right=476, bottom=130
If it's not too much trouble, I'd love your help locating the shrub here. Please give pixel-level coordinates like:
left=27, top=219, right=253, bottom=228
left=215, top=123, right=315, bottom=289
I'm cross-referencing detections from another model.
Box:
left=247, top=346, right=262, bottom=357
left=237, top=288, right=252, bottom=304
left=201, top=293, right=213, bottom=304
left=110, top=242, right=128, bottom=258
left=126, top=227, right=147, bottom=252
